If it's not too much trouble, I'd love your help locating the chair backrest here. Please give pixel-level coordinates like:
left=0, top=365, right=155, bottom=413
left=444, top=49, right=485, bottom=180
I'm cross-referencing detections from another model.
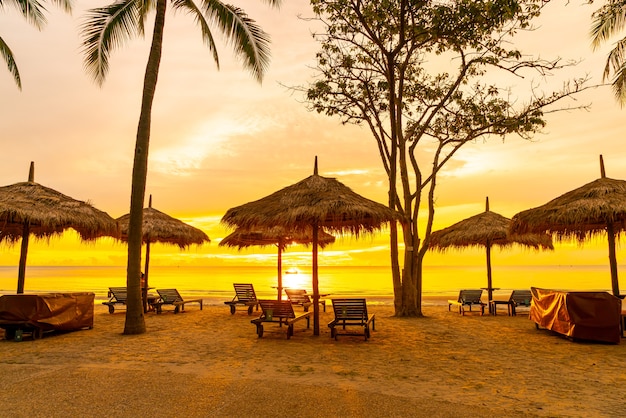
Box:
left=510, top=290, right=532, bottom=306
left=258, top=299, right=295, bottom=320
left=233, top=283, right=257, bottom=302
left=285, top=289, right=311, bottom=304
left=331, top=298, right=368, bottom=321
left=108, top=287, right=127, bottom=302
left=459, top=289, right=483, bottom=304
left=157, top=288, right=183, bottom=303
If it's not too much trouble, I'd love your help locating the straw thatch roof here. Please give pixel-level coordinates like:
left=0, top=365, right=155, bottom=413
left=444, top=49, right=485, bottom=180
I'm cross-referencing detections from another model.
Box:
left=510, top=177, right=626, bottom=242
left=430, top=197, right=553, bottom=304
left=222, top=173, right=399, bottom=234
left=220, top=226, right=335, bottom=250
left=222, top=159, right=398, bottom=335
left=117, top=207, right=210, bottom=249
left=0, top=181, right=119, bottom=243
left=430, top=210, right=554, bottom=251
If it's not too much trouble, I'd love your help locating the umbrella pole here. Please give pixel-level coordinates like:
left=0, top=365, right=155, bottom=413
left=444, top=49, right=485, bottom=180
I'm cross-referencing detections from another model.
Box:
left=312, top=223, right=320, bottom=336
left=16, top=222, right=30, bottom=294
left=277, top=244, right=283, bottom=300
left=143, top=241, right=151, bottom=313
left=486, top=242, right=493, bottom=313
left=606, top=223, right=620, bottom=296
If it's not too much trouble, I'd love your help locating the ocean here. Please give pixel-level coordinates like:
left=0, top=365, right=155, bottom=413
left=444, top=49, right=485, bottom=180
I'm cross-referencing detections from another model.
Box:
left=0, top=264, right=621, bottom=306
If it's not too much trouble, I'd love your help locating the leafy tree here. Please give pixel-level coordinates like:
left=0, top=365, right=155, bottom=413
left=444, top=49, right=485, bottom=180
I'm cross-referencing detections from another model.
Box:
left=591, top=0, right=626, bottom=104
left=305, top=0, right=590, bottom=316
left=81, top=0, right=281, bottom=334
left=1, top=0, right=73, bottom=89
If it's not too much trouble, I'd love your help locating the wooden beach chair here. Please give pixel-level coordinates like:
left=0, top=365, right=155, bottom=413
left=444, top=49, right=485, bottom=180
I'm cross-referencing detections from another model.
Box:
left=151, top=289, right=203, bottom=314
left=284, top=288, right=326, bottom=312
left=250, top=299, right=311, bottom=339
left=490, top=290, right=532, bottom=316
left=328, top=298, right=375, bottom=340
left=224, top=283, right=260, bottom=315
left=102, top=287, right=128, bottom=314
left=448, top=289, right=486, bottom=315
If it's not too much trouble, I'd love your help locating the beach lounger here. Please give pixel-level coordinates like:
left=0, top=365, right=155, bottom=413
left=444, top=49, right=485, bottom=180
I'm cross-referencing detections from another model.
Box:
left=490, top=289, right=532, bottom=316
left=151, top=289, right=203, bottom=314
left=102, top=287, right=128, bottom=314
left=284, top=288, right=326, bottom=312
left=224, top=283, right=260, bottom=315
left=328, top=298, right=375, bottom=340
left=448, top=289, right=486, bottom=315
left=250, top=299, right=311, bottom=339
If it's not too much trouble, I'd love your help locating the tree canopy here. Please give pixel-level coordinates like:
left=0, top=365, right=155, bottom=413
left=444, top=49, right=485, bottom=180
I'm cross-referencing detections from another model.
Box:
left=305, top=0, right=591, bottom=316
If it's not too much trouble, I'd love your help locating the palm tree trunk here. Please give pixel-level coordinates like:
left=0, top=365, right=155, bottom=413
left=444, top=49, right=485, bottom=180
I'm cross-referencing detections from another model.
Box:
left=124, top=0, right=167, bottom=335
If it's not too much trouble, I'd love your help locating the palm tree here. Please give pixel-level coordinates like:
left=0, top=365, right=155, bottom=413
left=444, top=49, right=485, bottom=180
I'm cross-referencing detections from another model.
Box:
left=1, top=0, right=73, bottom=90
left=591, top=0, right=626, bottom=104
left=80, top=0, right=281, bottom=335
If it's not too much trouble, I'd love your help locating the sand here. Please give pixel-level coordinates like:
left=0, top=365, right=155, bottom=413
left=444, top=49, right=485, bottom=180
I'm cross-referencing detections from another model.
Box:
left=1, top=298, right=624, bottom=417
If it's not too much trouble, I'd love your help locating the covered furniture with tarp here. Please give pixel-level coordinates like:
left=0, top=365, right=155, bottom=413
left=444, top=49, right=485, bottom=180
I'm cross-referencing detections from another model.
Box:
left=529, top=287, right=622, bottom=344
left=0, top=292, right=94, bottom=341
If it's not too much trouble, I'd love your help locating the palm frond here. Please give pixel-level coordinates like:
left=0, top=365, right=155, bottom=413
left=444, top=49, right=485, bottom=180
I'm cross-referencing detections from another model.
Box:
left=590, top=0, right=626, bottom=49
left=201, top=0, right=272, bottom=82
left=610, top=61, right=626, bottom=104
left=8, top=0, right=49, bottom=29
left=138, top=0, right=157, bottom=36
left=172, top=0, right=220, bottom=68
left=0, top=36, right=22, bottom=90
left=80, top=0, right=142, bottom=85
left=49, top=0, right=73, bottom=14
left=603, top=37, right=626, bottom=79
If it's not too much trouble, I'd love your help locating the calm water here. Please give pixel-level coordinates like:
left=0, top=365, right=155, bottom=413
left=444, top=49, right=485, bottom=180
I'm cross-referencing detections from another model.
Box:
left=0, top=264, right=622, bottom=306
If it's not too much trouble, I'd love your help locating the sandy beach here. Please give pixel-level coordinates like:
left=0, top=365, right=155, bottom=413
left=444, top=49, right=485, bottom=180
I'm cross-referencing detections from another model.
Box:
left=1, top=297, right=624, bottom=417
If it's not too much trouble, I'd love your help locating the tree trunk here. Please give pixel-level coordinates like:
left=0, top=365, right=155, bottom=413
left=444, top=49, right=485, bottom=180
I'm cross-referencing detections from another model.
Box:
left=397, top=227, right=422, bottom=317
left=123, top=0, right=166, bottom=335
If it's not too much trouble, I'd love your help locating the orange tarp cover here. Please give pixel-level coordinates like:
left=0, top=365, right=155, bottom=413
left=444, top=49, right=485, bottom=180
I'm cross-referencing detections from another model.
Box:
left=529, top=287, right=621, bottom=344
left=0, top=292, right=94, bottom=331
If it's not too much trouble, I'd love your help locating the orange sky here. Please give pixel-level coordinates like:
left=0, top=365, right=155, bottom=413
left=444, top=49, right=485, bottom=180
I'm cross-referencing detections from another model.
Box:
left=1, top=0, right=625, bottom=269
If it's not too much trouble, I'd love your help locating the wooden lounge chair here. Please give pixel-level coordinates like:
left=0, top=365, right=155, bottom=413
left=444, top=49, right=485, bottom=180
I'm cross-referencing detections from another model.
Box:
left=250, top=299, right=311, bottom=339
left=490, top=289, right=532, bottom=316
left=151, top=289, right=203, bottom=314
left=224, top=283, right=260, bottom=315
left=447, top=289, right=486, bottom=315
left=284, top=288, right=326, bottom=312
left=327, top=298, right=375, bottom=340
left=102, top=287, right=128, bottom=314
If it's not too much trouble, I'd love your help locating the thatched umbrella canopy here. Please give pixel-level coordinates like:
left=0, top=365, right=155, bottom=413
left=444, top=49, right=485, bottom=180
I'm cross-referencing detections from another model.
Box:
left=0, top=162, right=119, bottom=293
left=222, top=157, right=399, bottom=335
left=429, top=197, right=553, bottom=304
left=117, top=195, right=210, bottom=311
left=220, top=226, right=336, bottom=299
left=510, top=155, right=626, bottom=296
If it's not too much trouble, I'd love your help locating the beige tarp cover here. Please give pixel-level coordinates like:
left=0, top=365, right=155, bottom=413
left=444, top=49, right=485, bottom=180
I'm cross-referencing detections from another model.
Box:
left=0, top=292, right=94, bottom=331
left=529, top=287, right=621, bottom=344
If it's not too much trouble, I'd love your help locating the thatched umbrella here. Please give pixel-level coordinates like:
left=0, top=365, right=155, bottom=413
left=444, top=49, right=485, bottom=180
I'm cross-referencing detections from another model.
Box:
left=117, top=195, right=210, bottom=312
left=220, top=226, right=336, bottom=300
left=510, top=155, right=626, bottom=296
left=0, top=162, right=119, bottom=293
left=222, top=157, right=398, bottom=335
left=429, top=197, right=553, bottom=304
